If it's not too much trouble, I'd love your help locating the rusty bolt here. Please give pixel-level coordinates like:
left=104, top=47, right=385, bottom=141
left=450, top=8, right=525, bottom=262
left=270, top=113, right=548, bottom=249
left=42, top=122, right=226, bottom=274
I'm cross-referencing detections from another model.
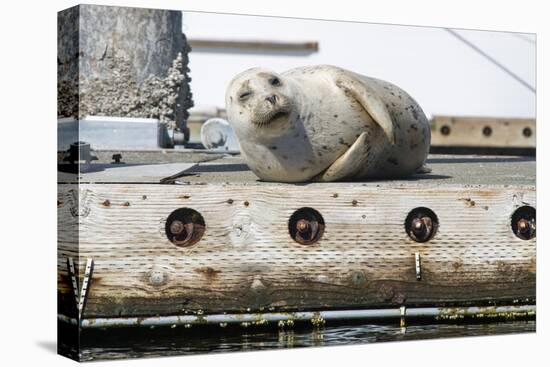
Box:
left=518, top=218, right=529, bottom=231
left=295, top=217, right=319, bottom=244
left=409, top=216, right=433, bottom=242
left=413, top=219, right=423, bottom=230
left=440, top=125, right=451, bottom=136
left=165, top=208, right=206, bottom=247
left=511, top=206, right=536, bottom=240
left=296, top=219, right=310, bottom=233
left=516, top=218, right=535, bottom=240
left=523, top=127, right=532, bottom=138
left=295, top=219, right=320, bottom=244
left=289, top=208, right=325, bottom=245
left=170, top=220, right=185, bottom=235
left=482, top=126, right=493, bottom=137
left=405, top=207, right=438, bottom=243
left=168, top=220, right=199, bottom=246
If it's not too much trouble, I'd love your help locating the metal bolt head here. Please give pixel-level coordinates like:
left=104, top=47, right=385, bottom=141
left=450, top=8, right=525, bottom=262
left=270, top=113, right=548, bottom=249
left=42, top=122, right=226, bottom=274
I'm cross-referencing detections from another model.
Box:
left=511, top=206, right=536, bottom=241
left=165, top=208, right=206, bottom=247
left=289, top=208, right=325, bottom=245
left=405, top=208, right=438, bottom=243
left=169, top=220, right=185, bottom=235
left=410, top=216, right=434, bottom=242
left=518, top=218, right=529, bottom=232
left=413, top=218, right=424, bottom=231
left=296, top=219, right=310, bottom=233
left=516, top=218, right=535, bottom=240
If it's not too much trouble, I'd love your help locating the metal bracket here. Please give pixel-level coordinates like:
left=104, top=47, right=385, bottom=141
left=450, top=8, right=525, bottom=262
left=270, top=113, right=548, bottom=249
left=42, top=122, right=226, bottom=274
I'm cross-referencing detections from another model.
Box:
left=67, top=257, right=94, bottom=320
left=415, top=252, right=422, bottom=280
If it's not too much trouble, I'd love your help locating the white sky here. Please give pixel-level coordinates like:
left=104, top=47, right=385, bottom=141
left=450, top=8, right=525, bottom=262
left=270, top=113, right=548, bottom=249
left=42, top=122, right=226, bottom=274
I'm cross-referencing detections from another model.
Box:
left=183, top=11, right=535, bottom=119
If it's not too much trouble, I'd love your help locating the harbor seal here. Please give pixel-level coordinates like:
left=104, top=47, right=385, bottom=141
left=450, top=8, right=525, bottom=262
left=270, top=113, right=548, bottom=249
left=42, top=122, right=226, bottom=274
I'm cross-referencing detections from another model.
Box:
left=225, top=65, right=430, bottom=182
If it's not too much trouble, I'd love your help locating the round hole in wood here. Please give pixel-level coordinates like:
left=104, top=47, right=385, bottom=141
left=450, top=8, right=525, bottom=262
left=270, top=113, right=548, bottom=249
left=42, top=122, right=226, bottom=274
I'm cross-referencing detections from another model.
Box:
left=482, top=126, right=493, bottom=137
left=511, top=206, right=536, bottom=240
left=165, top=208, right=206, bottom=247
left=405, top=207, right=439, bottom=242
left=288, top=207, right=325, bottom=245
left=440, top=125, right=451, bottom=136
left=523, top=127, right=532, bottom=138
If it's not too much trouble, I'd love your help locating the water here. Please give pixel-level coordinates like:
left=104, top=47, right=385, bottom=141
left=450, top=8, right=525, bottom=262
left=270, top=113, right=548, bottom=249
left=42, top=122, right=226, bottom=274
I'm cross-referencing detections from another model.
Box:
left=60, top=320, right=535, bottom=361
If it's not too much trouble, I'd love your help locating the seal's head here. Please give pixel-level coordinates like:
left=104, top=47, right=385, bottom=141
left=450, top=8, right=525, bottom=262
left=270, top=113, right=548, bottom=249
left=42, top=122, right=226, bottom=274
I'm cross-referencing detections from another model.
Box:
left=225, top=68, right=294, bottom=140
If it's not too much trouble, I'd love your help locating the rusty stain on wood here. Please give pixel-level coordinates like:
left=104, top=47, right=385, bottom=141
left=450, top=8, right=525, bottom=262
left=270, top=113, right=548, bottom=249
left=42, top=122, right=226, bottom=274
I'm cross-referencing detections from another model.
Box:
left=458, top=197, right=476, bottom=207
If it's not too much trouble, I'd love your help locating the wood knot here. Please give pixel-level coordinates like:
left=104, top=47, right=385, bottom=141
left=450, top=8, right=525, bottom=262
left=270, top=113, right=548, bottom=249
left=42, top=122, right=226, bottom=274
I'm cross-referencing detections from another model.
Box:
left=148, top=269, right=166, bottom=286
left=250, top=277, right=266, bottom=292
left=349, top=270, right=367, bottom=287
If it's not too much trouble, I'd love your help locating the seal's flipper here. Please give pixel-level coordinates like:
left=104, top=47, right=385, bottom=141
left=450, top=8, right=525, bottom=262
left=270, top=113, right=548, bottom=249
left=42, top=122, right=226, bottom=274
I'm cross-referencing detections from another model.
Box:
left=315, top=132, right=371, bottom=182
left=335, top=76, right=395, bottom=144
left=416, top=164, right=432, bottom=174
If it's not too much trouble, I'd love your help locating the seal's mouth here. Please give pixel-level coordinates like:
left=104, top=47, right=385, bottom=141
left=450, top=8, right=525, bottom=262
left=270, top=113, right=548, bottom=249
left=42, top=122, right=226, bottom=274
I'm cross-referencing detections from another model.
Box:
left=252, top=109, right=290, bottom=127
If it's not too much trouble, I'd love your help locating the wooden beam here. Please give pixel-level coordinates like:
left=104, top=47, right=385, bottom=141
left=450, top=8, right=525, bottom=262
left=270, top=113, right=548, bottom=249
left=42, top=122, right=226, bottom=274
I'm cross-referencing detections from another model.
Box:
left=431, top=116, right=535, bottom=148
left=58, top=179, right=535, bottom=318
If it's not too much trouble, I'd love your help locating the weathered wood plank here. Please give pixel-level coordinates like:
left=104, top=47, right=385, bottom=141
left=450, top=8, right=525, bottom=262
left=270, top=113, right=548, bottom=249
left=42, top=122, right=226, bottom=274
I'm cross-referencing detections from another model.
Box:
left=57, top=183, right=535, bottom=317
left=431, top=116, right=535, bottom=148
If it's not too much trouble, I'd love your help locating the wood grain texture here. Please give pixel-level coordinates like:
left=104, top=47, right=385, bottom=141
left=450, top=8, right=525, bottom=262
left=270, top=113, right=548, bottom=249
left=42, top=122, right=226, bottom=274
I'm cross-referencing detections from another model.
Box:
left=58, top=183, right=535, bottom=318
left=431, top=116, right=535, bottom=148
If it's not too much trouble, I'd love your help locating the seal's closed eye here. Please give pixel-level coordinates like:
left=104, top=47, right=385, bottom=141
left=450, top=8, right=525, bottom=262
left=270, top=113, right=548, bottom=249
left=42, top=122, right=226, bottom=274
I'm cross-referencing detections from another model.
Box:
left=239, top=91, right=252, bottom=100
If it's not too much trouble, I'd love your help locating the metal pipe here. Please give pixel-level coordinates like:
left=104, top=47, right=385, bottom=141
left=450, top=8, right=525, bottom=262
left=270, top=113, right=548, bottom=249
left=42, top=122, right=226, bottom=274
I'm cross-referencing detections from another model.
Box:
left=58, top=304, right=535, bottom=329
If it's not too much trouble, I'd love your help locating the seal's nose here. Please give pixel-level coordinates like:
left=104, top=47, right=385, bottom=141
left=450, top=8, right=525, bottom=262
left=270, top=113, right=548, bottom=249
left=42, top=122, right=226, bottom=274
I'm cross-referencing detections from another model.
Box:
left=265, top=95, right=277, bottom=105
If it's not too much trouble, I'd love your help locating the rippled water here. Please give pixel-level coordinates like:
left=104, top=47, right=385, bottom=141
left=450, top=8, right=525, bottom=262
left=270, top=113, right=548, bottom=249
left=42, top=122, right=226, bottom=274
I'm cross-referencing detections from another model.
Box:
left=60, top=320, right=535, bottom=361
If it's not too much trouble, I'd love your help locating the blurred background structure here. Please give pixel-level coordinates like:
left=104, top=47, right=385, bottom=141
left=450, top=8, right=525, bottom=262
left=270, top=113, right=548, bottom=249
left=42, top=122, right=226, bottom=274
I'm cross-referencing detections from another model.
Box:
left=184, top=11, right=535, bottom=119
left=57, top=6, right=536, bottom=153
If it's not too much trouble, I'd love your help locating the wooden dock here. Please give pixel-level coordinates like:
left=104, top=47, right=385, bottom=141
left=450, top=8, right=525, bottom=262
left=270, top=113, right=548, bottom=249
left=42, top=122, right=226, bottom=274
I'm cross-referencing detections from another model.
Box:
left=57, top=152, right=535, bottom=320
